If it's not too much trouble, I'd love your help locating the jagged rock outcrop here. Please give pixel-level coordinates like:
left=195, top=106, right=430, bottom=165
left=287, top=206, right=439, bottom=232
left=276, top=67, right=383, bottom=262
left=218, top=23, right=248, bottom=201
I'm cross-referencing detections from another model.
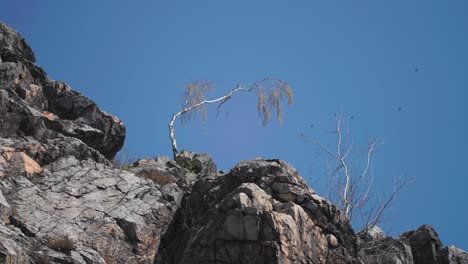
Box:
left=358, top=226, right=414, bottom=264
left=438, top=246, right=468, bottom=264
left=156, top=159, right=359, bottom=264
left=132, top=150, right=218, bottom=192
left=0, top=21, right=125, bottom=162
left=0, top=21, right=180, bottom=263
left=2, top=155, right=183, bottom=263
left=358, top=225, right=468, bottom=264
left=400, top=225, right=443, bottom=264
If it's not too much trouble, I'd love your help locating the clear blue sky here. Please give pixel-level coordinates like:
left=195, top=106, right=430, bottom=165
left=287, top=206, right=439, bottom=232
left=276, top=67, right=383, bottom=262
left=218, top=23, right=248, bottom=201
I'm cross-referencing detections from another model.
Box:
left=2, top=0, right=467, bottom=250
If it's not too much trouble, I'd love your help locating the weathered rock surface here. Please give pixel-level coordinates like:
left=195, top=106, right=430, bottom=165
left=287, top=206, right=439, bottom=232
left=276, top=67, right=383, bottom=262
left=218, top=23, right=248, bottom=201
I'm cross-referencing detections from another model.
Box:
left=0, top=21, right=125, bottom=162
left=437, top=246, right=468, bottom=264
left=358, top=226, right=414, bottom=264
left=0, top=21, right=170, bottom=263
left=1, top=152, right=184, bottom=263
left=130, top=150, right=217, bottom=192
left=156, top=159, right=359, bottom=264
left=358, top=225, right=468, bottom=264
left=401, top=225, right=443, bottom=264
left=0, top=22, right=35, bottom=63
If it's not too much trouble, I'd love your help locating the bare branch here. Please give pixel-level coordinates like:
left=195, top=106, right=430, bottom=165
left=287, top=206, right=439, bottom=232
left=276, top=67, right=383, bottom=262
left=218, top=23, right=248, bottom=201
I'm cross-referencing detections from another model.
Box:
left=169, top=78, right=293, bottom=160
left=365, top=176, right=414, bottom=230
left=360, top=137, right=379, bottom=181
left=300, top=135, right=339, bottom=160
left=302, top=110, right=411, bottom=230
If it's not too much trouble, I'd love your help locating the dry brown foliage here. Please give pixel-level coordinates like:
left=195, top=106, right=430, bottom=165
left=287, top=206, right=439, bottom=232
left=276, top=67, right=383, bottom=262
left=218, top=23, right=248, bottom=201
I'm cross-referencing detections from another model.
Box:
left=137, top=170, right=176, bottom=186
left=47, top=237, right=75, bottom=253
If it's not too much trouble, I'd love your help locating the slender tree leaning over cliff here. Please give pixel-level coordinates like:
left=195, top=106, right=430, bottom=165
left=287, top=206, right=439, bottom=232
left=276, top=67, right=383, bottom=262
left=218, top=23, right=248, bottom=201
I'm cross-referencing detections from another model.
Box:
left=169, top=77, right=293, bottom=159
left=301, top=110, right=412, bottom=231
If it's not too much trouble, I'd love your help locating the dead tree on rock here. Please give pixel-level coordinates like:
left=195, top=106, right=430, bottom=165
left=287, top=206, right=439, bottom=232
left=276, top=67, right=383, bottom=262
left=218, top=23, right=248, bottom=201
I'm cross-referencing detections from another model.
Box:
left=301, top=110, right=412, bottom=231
left=169, top=77, right=293, bottom=160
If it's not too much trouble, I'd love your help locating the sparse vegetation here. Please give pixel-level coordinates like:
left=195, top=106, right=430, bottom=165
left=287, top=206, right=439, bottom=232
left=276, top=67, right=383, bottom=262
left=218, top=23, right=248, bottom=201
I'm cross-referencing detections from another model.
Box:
left=301, top=110, right=412, bottom=231
left=169, top=77, right=293, bottom=159
left=47, top=237, right=75, bottom=253
left=137, top=170, right=176, bottom=186
left=174, top=155, right=198, bottom=172
left=112, top=149, right=138, bottom=170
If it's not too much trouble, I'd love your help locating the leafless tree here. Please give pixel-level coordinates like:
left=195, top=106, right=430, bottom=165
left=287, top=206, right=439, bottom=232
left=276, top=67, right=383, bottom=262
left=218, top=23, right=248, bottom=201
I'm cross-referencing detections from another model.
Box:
left=301, top=110, right=412, bottom=231
left=169, top=77, right=293, bottom=159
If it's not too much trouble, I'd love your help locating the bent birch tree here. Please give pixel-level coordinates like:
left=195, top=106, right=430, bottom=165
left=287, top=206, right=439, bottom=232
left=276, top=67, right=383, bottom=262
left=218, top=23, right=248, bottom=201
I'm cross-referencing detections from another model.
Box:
left=169, top=78, right=293, bottom=159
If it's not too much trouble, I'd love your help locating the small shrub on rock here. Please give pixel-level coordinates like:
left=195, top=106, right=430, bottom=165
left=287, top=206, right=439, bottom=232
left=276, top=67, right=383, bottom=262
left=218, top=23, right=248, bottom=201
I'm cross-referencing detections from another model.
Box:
left=137, top=170, right=176, bottom=186
left=48, top=237, right=75, bottom=253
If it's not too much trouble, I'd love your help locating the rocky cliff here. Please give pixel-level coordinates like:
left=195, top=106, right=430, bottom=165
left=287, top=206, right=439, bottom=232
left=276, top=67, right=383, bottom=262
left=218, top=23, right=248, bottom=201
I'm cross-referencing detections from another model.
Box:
left=0, top=22, right=467, bottom=264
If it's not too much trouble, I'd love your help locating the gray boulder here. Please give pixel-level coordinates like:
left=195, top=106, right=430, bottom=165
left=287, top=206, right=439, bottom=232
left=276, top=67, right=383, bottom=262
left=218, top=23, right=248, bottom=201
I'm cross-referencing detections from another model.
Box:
left=401, top=224, right=443, bottom=264
left=437, top=246, right=468, bottom=264
left=358, top=225, right=468, bottom=264
left=129, top=152, right=217, bottom=192
left=175, top=150, right=218, bottom=176
left=359, top=225, right=386, bottom=241
left=358, top=227, right=414, bottom=264
left=156, top=158, right=359, bottom=264
left=360, top=237, right=414, bottom=264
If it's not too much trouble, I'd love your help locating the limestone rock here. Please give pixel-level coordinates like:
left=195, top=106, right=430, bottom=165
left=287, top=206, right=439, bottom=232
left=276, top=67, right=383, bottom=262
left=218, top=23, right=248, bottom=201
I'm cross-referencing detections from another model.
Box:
left=0, top=21, right=125, bottom=161
left=0, top=155, right=183, bottom=263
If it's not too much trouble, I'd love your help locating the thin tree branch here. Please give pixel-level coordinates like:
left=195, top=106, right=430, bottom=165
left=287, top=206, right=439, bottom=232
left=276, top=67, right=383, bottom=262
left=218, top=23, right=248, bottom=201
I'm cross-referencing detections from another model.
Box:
left=365, top=176, right=413, bottom=230
left=302, top=110, right=411, bottom=230
left=169, top=77, right=291, bottom=160
left=300, top=135, right=339, bottom=160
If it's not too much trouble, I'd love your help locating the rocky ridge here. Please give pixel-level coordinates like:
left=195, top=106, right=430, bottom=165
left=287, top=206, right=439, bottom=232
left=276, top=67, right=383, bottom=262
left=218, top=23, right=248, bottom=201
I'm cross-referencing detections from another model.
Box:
left=0, top=21, right=467, bottom=264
